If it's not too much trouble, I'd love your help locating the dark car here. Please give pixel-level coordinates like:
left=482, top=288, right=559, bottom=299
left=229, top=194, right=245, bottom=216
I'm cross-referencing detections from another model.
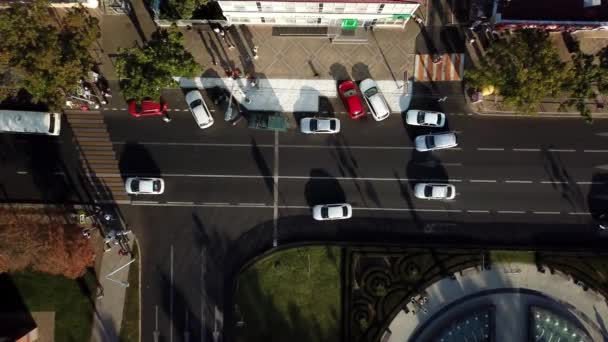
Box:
left=128, top=100, right=168, bottom=117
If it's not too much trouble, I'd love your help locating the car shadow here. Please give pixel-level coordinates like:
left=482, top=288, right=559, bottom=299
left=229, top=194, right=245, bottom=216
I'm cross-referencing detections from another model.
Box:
left=117, top=142, right=161, bottom=178
left=305, top=169, right=346, bottom=207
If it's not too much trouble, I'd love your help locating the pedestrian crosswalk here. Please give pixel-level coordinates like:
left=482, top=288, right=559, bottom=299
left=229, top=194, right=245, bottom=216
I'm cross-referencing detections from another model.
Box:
left=64, top=110, right=130, bottom=204
left=414, top=53, right=465, bottom=82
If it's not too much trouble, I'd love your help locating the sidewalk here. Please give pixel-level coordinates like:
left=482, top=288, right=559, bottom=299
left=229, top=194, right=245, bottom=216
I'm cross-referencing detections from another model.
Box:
left=91, top=237, right=136, bottom=342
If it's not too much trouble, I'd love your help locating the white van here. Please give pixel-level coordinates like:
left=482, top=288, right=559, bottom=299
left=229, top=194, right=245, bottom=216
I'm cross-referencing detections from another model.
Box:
left=0, top=110, right=61, bottom=136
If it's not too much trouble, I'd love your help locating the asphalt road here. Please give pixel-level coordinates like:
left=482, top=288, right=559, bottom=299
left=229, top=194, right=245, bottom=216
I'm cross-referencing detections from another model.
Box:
left=4, top=87, right=608, bottom=341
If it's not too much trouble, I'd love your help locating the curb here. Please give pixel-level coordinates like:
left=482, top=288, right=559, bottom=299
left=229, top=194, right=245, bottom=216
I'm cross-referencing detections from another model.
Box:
left=473, top=109, right=608, bottom=118
left=135, top=236, right=142, bottom=342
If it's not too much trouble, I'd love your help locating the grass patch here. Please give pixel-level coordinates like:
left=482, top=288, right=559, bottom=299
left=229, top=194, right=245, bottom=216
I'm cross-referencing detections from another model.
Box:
left=235, top=246, right=342, bottom=342
left=491, top=250, right=535, bottom=264
left=11, top=270, right=96, bottom=341
left=120, top=242, right=140, bottom=342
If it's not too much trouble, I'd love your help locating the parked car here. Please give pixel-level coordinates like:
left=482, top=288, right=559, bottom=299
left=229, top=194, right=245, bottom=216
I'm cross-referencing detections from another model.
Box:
left=125, top=177, right=165, bottom=195
left=128, top=100, right=168, bottom=117
left=359, top=79, right=390, bottom=121
left=185, top=90, right=214, bottom=129
left=415, top=132, right=458, bottom=152
left=405, top=109, right=446, bottom=127
left=300, top=117, right=340, bottom=134
left=414, top=183, right=456, bottom=200
left=312, top=203, right=352, bottom=221
left=338, top=81, right=365, bottom=119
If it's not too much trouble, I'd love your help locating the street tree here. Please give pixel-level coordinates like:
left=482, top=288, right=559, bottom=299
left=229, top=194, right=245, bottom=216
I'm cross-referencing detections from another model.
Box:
left=0, top=214, right=95, bottom=279
left=561, top=47, right=608, bottom=123
left=465, top=29, right=570, bottom=114
left=0, top=0, right=99, bottom=110
left=116, top=25, right=200, bottom=100
left=164, top=0, right=208, bottom=19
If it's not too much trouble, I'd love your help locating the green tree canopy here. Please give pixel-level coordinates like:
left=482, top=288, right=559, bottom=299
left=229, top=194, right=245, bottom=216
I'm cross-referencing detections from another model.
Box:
left=465, top=29, right=571, bottom=114
left=116, top=25, right=200, bottom=101
left=0, top=0, right=99, bottom=110
left=163, top=0, right=207, bottom=20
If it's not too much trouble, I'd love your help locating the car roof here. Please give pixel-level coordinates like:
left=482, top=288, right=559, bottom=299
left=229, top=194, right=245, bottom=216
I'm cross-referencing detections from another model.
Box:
left=368, top=95, right=389, bottom=116
left=430, top=185, right=449, bottom=197
left=359, top=78, right=377, bottom=91
left=423, top=112, right=440, bottom=123
left=434, top=133, right=457, bottom=146
left=137, top=179, right=155, bottom=193
left=315, top=118, right=333, bottom=130
left=327, top=205, right=345, bottom=217
left=185, top=90, right=203, bottom=103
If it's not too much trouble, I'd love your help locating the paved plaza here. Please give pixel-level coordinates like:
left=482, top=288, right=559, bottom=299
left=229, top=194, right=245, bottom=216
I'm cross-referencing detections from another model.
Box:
left=385, top=262, right=608, bottom=341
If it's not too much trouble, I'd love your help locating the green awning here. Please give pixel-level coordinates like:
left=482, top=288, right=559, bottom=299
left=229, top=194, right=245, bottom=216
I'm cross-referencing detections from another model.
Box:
left=341, top=19, right=358, bottom=30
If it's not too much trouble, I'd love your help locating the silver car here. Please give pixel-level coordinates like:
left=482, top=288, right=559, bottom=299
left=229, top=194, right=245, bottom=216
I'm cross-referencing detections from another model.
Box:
left=312, top=203, right=352, bottom=221
left=414, top=183, right=456, bottom=200
left=359, top=78, right=390, bottom=121
left=300, top=118, right=340, bottom=134
left=406, top=109, right=446, bottom=127
left=186, top=90, right=214, bottom=129
left=415, top=132, right=458, bottom=152
left=125, top=177, right=165, bottom=195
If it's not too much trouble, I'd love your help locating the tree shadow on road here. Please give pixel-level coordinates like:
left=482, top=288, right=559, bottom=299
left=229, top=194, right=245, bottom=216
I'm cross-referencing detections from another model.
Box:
left=541, top=146, right=585, bottom=213
left=250, top=138, right=273, bottom=195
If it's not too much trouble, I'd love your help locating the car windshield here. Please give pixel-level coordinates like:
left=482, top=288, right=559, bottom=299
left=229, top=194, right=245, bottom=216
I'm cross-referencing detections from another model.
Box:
left=321, top=207, right=329, bottom=218
left=310, top=119, right=318, bottom=131
left=446, top=187, right=452, bottom=197
left=343, top=89, right=356, bottom=97
left=425, top=135, right=435, bottom=148
left=330, top=120, right=336, bottom=130
left=363, top=87, right=378, bottom=97
left=417, top=112, right=426, bottom=124
left=131, top=180, right=140, bottom=192
left=153, top=180, right=161, bottom=192
left=342, top=207, right=348, bottom=216
left=424, top=186, right=433, bottom=197
left=189, top=99, right=202, bottom=109
left=135, top=103, right=142, bottom=113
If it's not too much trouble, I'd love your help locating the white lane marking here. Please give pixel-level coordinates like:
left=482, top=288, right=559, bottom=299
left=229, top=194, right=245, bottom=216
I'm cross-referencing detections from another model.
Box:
left=201, top=248, right=206, bottom=342
left=131, top=200, right=158, bottom=205
left=167, top=201, right=194, bottom=205
left=569, top=212, right=590, bottom=215
left=584, top=149, right=608, bottom=153
left=467, top=210, right=490, bottom=213
left=16, top=171, right=28, bottom=175
left=115, top=142, right=272, bottom=148
left=353, top=207, right=463, bottom=213
left=541, top=181, right=568, bottom=184
left=273, top=131, right=279, bottom=248
left=477, top=147, right=505, bottom=151
left=201, top=202, right=229, bottom=205
left=497, top=210, right=526, bottom=214
left=280, top=144, right=416, bottom=150
left=239, top=202, right=266, bottom=206
left=155, top=173, right=464, bottom=183
left=547, top=149, right=576, bottom=152
left=533, top=211, right=561, bottom=215
left=512, top=148, right=540, bottom=152
left=170, top=244, right=174, bottom=342
left=505, top=180, right=533, bottom=184
left=470, top=179, right=496, bottom=183
left=132, top=202, right=273, bottom=208
left=576, top=181, right=603, bottom=185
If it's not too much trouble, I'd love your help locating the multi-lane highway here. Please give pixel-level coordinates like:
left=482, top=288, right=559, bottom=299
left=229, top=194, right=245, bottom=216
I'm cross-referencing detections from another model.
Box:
left=3, top=87, right=608, bottom=341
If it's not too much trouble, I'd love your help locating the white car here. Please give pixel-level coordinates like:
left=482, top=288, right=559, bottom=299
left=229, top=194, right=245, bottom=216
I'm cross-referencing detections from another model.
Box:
left=414, top=183, right=456, bottom=200
left=359, top=78, right=390, bottom=121
left=300, top=118, right=340, bottom=134
left=415, top=132, right=458, bottom=152
left=125, top=177, right=165, bottom=195
left=185, top=90, right=214, bottom=129
left=312, top=203, right=352, bottom=221
left=406, top=109, right=446, bottom=127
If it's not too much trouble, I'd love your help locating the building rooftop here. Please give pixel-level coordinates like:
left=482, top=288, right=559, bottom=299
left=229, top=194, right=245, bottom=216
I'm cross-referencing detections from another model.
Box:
left=498, top=0, right=608, bottom=22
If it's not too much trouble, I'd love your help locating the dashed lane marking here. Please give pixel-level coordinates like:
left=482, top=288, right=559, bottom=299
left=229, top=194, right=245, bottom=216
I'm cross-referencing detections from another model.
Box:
left=533, top=211, right=561, bottom=215
left=569, top=211, right=591, bottom=215
left=470, top=179, right=496, bottom=183
left=512, top=148, right=540, bottom=152
left=505, top=180, right=533, bottom=184
left=497, top=210, right=526, bottom=214
left=547, top=149, right=576, bottom=153
left=584, top=149, right=608, bottom=153
left=467, top=210, right=490, bottom=213
left=16, top=171, right=28, bottom=175
left=477, top=147, right=504, bottom=151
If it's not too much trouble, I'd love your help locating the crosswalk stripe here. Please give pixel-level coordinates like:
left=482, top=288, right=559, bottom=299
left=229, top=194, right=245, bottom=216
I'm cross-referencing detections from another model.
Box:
left=414, top=53, right=465, bottom=81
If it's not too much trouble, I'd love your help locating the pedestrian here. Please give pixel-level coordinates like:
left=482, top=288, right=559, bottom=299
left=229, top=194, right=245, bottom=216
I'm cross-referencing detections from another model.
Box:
left=162, top=111, right=172, bottom=123
left=213, top=27, right=221, bottom=34
left=252, top=46, right=259, bottom=60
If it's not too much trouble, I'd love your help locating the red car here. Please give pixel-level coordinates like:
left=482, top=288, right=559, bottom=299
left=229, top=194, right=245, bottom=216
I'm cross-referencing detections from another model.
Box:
left=338, top=80, right=365, bottom=119
left=128, top=100, right=168, bottom=117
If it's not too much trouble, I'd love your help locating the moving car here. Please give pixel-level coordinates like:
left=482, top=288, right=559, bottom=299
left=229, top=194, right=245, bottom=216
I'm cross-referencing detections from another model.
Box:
left=405, top=109, right=446, bottom=127
left=359, top=79, right=390, bottom=121
left=415, top=132, right=458, bottom=152
left=312, top=203, right=352, bottom=221
left=185, top=90, right=214, bottom=129
left=125, top=177, right=165, bottom=195
left=338, top=81, right=365, bottom=119
left=128, top=100, right=168, bottom=117
left=300, top=117, right=340, bottom=134
left=414, top=183, right=456, bottom=200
